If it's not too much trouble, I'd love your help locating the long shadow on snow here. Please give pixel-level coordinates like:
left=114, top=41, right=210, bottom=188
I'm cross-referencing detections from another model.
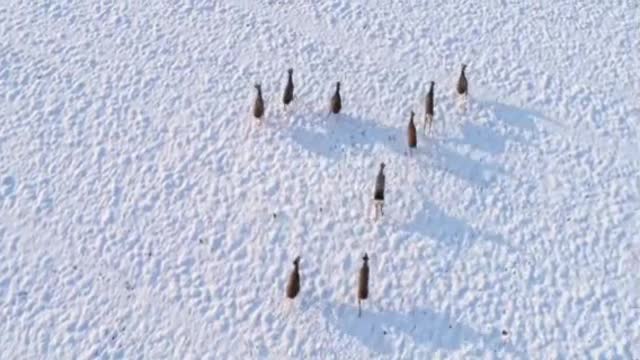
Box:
left=289, top=112, right=406, bottom=159
left=444, top=99, right=554, bottom=154
left=325, top=302, right=524, bottom=356
left=404, top=201, right=514, bottom=253
left=477, top=100, right=561, bottom=144
left=290, top=110, right=514, bottom=189
left=429, top=103, right=548, bottom=187
left=445, top=121, right=507, bottom=155
left=443, top=100, right=552, bottom=151
left=429, top=141, right=508, bottom=188
left=481, top=101, right=540, bottom=131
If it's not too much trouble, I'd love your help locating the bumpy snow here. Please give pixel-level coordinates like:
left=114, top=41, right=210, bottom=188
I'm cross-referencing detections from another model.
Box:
left=1, top=1, right=639, bottom=358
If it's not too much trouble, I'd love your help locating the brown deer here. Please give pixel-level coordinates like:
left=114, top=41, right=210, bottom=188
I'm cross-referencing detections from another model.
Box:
left=282, top=68, right=294, bottom=110
left=456, top=64, right=468, bottom=95
left=372, top=163, right=385, bottom=221
left=407, top=111, right=417, bottom=155
left=330, top=82, right=342, bottom=114
left=425, top=81, right=435, bottom=134
left=286, top=256, right=301, bottom=299
left=253, top=83, right=265, bottom=122
left=358, top=253, right=369, bottom=317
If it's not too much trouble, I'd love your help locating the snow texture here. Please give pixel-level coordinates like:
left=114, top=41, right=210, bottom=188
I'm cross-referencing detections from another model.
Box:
left=1, top=0, right=639, bottom=358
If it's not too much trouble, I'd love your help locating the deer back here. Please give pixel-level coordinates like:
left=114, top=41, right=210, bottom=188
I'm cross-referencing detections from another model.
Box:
left=283, top=70, right=294, bottom=105
left=426, top=84, right=434, bottom=116
left=330, top=84, right=342, bottom=114
left=286, top=267, right=300, bottom=299
left=408, top=114, right=417, bottom=148
left=358, top=262, right=369, bottom=300
left=253, top=86, right=265, bottom=118
left=457, top=68, right=468, bottom=95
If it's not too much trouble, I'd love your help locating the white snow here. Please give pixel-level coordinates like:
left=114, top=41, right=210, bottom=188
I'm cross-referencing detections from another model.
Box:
left=1, top=0, right=639, bottom=358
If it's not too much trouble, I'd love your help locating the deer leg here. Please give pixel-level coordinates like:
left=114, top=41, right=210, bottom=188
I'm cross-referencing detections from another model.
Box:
left=376, top=201, right=383, bottom=217
left=374, top=205, right=378, bottom=222
left=358, top=299, right=362, bottom=318
left=245, top=115, right=254, bottom=140
left=457, top=94, right=468, bottom=113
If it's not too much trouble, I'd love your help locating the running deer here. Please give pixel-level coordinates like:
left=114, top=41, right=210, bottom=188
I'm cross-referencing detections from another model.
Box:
left=357, top=253, right=369, bottom=317
left=372, top=163, right=385, bottom=221
left=425, top=81, right=435, bottom=134
left=286, top=256, right=301, bottom=299
left=407, top=111, right=417, bottom=154
left=330, top=82, right=342, bottom=114
left=456, top=64, right=468, bottom=109
left=253, top=83, right=265, bottom=122
left=282, top=68, right=294, bottom=110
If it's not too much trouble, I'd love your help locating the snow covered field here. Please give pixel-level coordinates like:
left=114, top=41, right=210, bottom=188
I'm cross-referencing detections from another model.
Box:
left=1, top=0, right=639, bottom=358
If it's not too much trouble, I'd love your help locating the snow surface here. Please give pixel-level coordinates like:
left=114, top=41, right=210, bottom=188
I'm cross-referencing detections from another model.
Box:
left=1, top=0, right=639, bottom=358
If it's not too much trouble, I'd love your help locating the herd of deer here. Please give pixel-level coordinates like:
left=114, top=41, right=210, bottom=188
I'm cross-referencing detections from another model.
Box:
left=251, top=64, right=468, bottom=130
left=251, top=65, right=470, bottom=316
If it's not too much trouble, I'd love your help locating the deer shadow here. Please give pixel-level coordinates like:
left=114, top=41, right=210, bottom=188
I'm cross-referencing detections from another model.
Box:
left=288, top=105, right=529, bottom=189
left=289, top=111, right=507, bottom=188
left=445, top=121, right=507, bottom=155
left=428, top=141, right=507, bottom=188
left=481, top=101, right=540, bottom=131
left=477, top=100, right=559, bottom=145
left=324, top=302, right=525, bottom=357
left=403, top=200, right=513, bottom=252
left=288, top=111, right=407, bottom=159
left=443, top=99, right=552, bottom=152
